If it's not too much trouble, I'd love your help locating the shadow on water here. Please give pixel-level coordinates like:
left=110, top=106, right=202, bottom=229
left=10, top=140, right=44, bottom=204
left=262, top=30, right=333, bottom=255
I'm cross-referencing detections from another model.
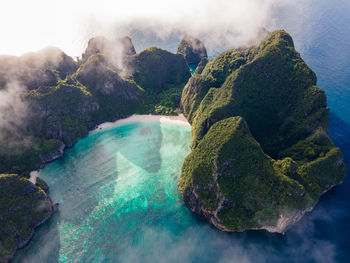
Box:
left=100, top=122, right=163, bottom=174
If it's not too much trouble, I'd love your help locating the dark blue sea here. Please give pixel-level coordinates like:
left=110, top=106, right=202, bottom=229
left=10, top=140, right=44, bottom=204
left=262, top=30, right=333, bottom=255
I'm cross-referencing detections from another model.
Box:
left=13, top=1, right=350, bottom=262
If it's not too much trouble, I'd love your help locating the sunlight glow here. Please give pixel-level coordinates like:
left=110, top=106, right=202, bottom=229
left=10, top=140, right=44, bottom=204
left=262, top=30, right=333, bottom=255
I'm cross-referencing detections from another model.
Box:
left=0, top=0, right=294, bottom=57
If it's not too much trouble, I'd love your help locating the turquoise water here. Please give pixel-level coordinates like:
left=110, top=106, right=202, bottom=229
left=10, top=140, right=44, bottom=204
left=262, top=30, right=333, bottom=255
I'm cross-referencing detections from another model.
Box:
left=13, top=1, right=350, bottom=262
left=13, top=121, right=200, bottom=262
left=188, top=63, right=198, bottom=74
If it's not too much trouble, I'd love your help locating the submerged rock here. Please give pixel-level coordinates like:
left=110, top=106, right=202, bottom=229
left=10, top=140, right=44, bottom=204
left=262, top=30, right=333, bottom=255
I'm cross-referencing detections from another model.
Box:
left=179, top=30, right=347, bottom=233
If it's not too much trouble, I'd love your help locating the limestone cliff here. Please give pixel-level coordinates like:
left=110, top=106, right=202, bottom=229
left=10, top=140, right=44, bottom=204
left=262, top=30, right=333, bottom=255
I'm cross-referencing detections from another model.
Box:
left=179, top=30, right=347, bottom=232
left=0, top=174, right=57, bottom=263
left=177, top=35, right=208, bottom=65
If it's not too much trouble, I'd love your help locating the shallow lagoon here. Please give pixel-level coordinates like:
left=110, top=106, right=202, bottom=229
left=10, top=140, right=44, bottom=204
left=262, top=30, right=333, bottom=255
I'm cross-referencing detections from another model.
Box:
left=13, top=0, right=350, bottom=261
left=13, top=116, right=350, bottom=263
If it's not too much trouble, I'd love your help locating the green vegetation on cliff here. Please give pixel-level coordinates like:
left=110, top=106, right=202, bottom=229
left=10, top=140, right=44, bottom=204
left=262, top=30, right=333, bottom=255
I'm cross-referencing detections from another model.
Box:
left=128, top=47, right=191, bottom=114
left=0, top=40, right=191, bottom=176
left=0, top=174, right=56, bottom=263
left=180, top=117, right=312, bottom=230
left=177, top=35, right=208, bottom=65
left=179, top=30, right=347, bottom=232
left=0, top=36, right=191, bottom=261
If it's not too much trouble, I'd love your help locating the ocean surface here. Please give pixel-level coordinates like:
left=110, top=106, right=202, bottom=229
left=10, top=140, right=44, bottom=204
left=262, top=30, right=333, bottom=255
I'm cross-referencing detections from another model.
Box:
left=14, top=1, right=350, bottom=262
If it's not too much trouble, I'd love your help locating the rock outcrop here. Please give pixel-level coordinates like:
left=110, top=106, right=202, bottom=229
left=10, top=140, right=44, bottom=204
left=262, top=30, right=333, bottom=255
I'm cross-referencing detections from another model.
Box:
left=128, top=47, right=191, bottom=92
left=177, top=35, right=208, bottom=65
left=0, top=174, right=57, bottom=263
left=194, top=58, right=209, bottom=75
left=81, top=36, right=136, bottom=63
left=179, top=30, right=347, bottom=232
left=0, top=36, right=191, bottom=177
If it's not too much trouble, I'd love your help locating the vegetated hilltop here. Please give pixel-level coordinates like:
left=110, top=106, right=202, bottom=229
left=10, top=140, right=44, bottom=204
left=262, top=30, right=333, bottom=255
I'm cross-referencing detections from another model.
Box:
left=0, top=36, right=190, bottom=262
left=179, top=30, right=347, bottom=233
left=177, top=35, right=208, bottom=65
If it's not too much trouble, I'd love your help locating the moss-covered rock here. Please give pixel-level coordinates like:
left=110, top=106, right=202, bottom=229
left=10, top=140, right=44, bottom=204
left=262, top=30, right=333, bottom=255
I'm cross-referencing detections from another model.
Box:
left=179, top=30, right=347, bottom=232
left=177, top=35, right=208, bottom=64
left=0, top=174, right=57, bottom=263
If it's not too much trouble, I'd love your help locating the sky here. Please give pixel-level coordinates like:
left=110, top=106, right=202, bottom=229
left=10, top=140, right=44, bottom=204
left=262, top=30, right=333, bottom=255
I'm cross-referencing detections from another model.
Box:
left=0, top=0, right=301, bottom=57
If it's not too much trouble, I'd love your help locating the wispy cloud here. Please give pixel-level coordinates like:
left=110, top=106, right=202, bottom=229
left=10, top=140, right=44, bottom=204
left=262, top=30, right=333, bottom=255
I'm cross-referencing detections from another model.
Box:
left=0, top=0, right=307, bottom=57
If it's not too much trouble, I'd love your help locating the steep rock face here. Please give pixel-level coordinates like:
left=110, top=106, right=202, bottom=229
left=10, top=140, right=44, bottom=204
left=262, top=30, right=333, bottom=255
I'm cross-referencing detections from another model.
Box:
left=126, top=47, right=191, bottom=114
left=128, top=47, right=191, bottom=92
left=179, top=117, right=313, bottom=232
left=0, top=47, right=77, bottom=89
left=177, top=35, right=208, bottom=65
left=27, top=83, right=96, bottom=148
left=81, top=36, right=136, bottom=65
left=21, top=47, right=78, bottom=79
left=38, top=140, right=65, bottom=164
left=76, top=54, right=140, bottom=99
left=74, top=53, right=143, bottom=124
left=179, top=30, right=347, bottom=232
left=0, top=35, right=192, bottom=261
left=0, top=174, right=57, bottom=263
left=194, top=58, right=209, bottom=75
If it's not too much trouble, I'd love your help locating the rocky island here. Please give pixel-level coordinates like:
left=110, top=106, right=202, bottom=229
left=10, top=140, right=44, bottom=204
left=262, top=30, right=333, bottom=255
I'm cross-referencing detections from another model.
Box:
left=0, top=174, right=57, bottom=262
left=178, top=30, right=346, bottom=232
left=0, top=30, right=346, bottom=261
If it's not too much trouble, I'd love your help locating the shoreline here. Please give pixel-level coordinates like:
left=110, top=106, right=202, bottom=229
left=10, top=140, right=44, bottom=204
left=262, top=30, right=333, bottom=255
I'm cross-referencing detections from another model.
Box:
left=31, top=113, right=191, bottom=181
left=90, top=114, right=191, bottom=133
left=19, top=113, right=190, bottom=262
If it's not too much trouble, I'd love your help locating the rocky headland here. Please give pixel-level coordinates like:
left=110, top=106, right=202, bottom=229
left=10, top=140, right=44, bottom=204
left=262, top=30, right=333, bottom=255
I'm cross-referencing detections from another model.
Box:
left=0, top=30, right=346, bottom=262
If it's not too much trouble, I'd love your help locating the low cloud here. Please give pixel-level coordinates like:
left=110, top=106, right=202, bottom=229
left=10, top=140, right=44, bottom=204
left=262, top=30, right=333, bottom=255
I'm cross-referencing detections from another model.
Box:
left=1, top=0, right=308, bottom=57
left=81, top=0, right=305, bottom=55
left=0, top=80, right=31, bottom=152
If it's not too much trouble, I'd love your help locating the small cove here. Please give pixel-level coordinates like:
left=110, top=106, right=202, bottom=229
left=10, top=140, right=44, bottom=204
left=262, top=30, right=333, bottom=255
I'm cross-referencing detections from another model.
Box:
left=13, top=113, right=350, bottom=262
left=12, top=1, right=350, bottom=260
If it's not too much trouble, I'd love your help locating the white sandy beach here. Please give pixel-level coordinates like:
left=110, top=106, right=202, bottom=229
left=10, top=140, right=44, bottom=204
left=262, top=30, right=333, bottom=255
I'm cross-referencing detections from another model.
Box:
left=29, top=114, right=190, bottom=184
left=90, top=114, right=191, bottom=134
